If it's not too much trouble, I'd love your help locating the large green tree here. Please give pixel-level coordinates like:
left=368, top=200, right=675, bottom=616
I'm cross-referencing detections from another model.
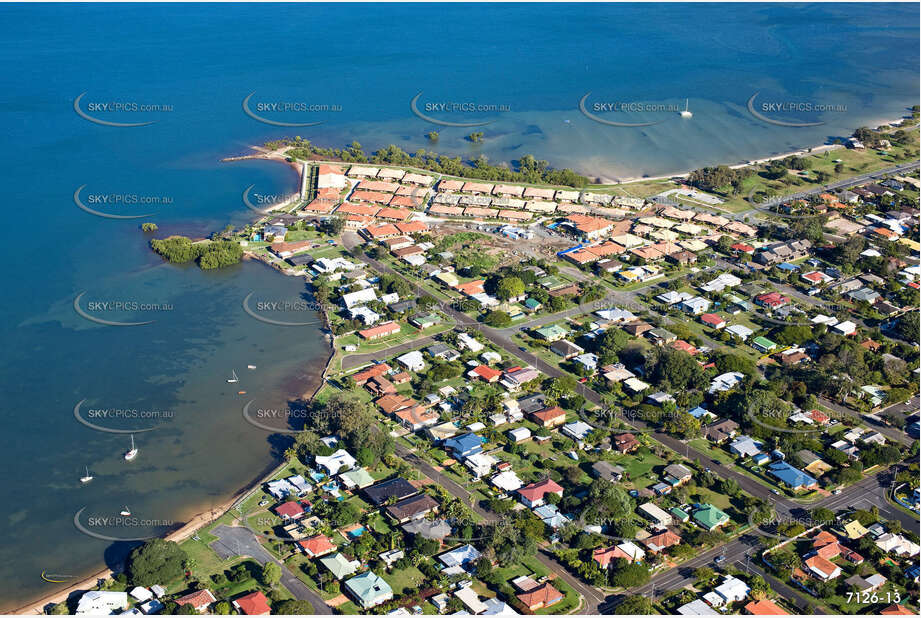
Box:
left=125, top=539, right=188, bottom=586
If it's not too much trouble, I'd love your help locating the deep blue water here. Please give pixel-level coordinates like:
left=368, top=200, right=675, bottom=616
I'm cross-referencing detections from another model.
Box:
left=0, top=2, right=917, bottom=609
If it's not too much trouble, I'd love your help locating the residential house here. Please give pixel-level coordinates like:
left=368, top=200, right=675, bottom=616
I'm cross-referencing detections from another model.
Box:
left=516, top=583, right=563, bottom=611
left=638, top=502, right=674, bottom=528
left=805, top=555, right=841, bottom=581
left=173, top=590, right=217, bottom=614
left=345, top=571, right=393, bottom=609
left=591, top=461, right=625, bottom=483
left=232, top=591, right=271, bottom=616
left=517, top=478, right=564, bottom=508
left=299, top=534, right=336, bottom=558
left=693, top=504, right=730, bottom=531
left=438, top=544, right=482, bottom=569
left=644, top=530, right=682, bottom=554
left=767, top=461, right=818, bottom=491
left=729, top=435, right=763, bottom=458
left=386, top=493, right=440, bottom=523
left=613, top=433, right=640, bottom=453
left=444, top=433, right=483, bottom=460
left=362, top=477, right=417, bottom=505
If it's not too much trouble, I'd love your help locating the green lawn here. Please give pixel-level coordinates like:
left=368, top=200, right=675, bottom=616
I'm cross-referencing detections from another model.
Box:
left=382, top=565, right=428, bottom=597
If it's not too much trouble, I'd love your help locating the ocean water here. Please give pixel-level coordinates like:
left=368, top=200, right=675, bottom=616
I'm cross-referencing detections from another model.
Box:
left=0, top=2, right=917, bottom=609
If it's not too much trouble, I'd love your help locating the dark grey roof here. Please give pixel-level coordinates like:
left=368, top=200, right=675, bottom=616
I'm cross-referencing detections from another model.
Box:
left=362, top=477, right=417, bottom=505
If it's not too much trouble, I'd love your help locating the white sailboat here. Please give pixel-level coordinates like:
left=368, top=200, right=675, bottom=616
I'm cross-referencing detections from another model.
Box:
left=680, top=98, right=693, bottom=118
left=247, top=365, right=257, bottom=370
left=80, top=466, right=93, bottom=484
left=227, top=369, right=239, bottom=383
left=120, top=506, right=131, bottom=516
left=124, top=434, right=138, bottom=461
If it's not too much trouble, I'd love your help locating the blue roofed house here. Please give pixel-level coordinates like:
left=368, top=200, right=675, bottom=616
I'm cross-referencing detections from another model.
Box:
left=688, top=406, right=713, bottom=420
left=344, top=571, right=393, bottom=609
left=443, top=433, right=483, bottom=460
left=768, top=461, right=818, bottom=491
left=534, top=504, right=568, bottom=529
left=752, top=453, right=771, bottom=466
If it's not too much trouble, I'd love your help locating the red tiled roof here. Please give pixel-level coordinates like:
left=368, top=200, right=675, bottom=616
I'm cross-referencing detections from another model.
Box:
left=358, top=321, right=401, bottom=339
left=517, top=478, right=563, bottom=502
left=376, top=207, right=412, bottom=221
left=812, top=530, right=837, bottom=548
left=530, top=406, right=566, bottom=423
left=351, top=190, right=392, bottom=204
left=233, top=590, right=271, bottom=615
left=455, top=279, right=486, bottom=296
left=643, top=530, right=681, bottom=552
left=744, top=599, right=788, bottom=615
left=815, top=542, right=841, bottom=560
left=670, top=339, right=699, bottom=355
left=364, top=223, right=400, bottom=238
left=700, top=313, right=725, bottom=326
left=388, top=195, right=423, bottom=209
left=298, top=534, right=336, bottom=557
left=472, top=365, right=502, bottom=381
left=805, top=555, right=839, bottom=578
left=755, top=292, right=790, bottom=307
left=351, top=363, right=391, bottom=385
left=375, top=393, right=415, bottom=414
left=516, top=582, right=562, bottom=609
left=808, top=409, right=830, bottom=424
left=357, top=180, right=399, bottom=193
left=395, top=221, right=427, bottom=234
left=275, top=501, right=304, bottom=519
left=881, top=604, right=915, bottom=615
left=175, top=589, right=216, bottom=610
left=337, top=202, right=380, bottom=216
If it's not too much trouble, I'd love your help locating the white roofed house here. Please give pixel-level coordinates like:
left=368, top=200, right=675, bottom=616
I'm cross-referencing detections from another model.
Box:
left=76, top=591, right=129, bottom=615
left=397, top=350, right=425, bottom=372
left=712, top=575, right=750, bottom=606
left=638, top=502, right=673, bottom=528
left=315, top=449, right=357, bottom=476
left=457, top=332, right=484, bottom=352
left=725, top=324, right=754, bottom=341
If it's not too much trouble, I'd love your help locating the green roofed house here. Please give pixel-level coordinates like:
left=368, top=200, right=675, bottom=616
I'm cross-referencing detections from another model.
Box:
left=523, top=297, right=542, bottom=312
left=534, top=324, right=568, bottom=342
left=410, top=313, right=442, bottom=329
left=537, top=275, right=567, bottom=291
left=320, top=552, right=361, bottom=580
left=751, top=336, right=777, bottom=353
left=670, top=507, right=690, bottom=523
left=345, top=570, right=393, bottom=609
left=339, top=468, right=375, bottom=490
left=693, top=504, right=730, bottom=531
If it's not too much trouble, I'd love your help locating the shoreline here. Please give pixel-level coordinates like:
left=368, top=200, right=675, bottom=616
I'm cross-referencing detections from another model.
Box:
left=16, top=110, right=910, bottom=613
left=15, top=356, right=332, bottom=615
left=15, top=158, right=330, bottom=614
left=603, top=114, right=908, bottom=183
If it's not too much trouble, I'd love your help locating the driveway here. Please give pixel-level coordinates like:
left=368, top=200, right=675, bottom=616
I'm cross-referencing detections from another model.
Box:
left=210, top=525, right=332, bottom=614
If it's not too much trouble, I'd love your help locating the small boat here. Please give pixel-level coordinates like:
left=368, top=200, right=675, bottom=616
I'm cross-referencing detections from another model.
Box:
left=124, top=434, right=138, bottom=461
left=80, top=466, right=93, bottom=484
left=247, top=365, right=257, bottom=370
left=680, top=98, right=693, bottom=118
left=120, top=506, right=131, bottom=517
left=237, top=390, right=247, bottom=395
left=227, top=369, right=239, bottom=384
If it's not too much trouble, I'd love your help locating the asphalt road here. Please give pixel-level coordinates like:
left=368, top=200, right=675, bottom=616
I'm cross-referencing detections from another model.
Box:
left=210, top=525, right=332, bottom=614
left=737, top=160, right=921, bottom=220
